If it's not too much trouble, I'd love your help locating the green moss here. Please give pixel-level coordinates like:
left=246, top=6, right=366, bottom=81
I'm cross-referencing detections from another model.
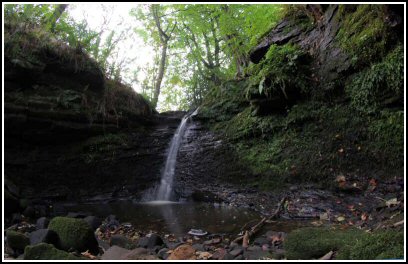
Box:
left=346, top=45, right=404, bottom=114
left=284, top=227, right=404, bottom=260
left=48, top=216, right=98, bottom=254
left=24, top=243, right=83, bottom=260
left=337, top=5, right=391, bottom=68
left=336, top=230, right=404, bottom=260
left=6, top=230, right=30, bottom=250
left=245, top=44, right=311, bottom=100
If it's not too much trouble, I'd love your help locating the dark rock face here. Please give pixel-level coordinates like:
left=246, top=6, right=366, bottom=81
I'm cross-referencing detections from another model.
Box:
left=173, top=118, right=251, bottom=200
left=83, top=216, right=102, bottom=231
left=250, top=5, right=350, bottom=90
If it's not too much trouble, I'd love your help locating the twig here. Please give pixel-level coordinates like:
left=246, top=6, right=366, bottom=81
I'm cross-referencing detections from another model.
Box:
left=233, top=196, right=287, bottom=244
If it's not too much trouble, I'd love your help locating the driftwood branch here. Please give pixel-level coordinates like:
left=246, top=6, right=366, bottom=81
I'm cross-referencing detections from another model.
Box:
left=233, top=196, right=287, bottom=244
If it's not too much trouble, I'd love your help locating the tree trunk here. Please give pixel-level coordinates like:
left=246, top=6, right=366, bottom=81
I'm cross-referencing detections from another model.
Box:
left=152, top=41, right=168, bottom=108
left=47, top=4, right=68, bottom=33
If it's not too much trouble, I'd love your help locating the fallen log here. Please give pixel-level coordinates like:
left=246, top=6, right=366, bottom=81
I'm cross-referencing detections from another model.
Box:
left=233, top=196, right=287, bottom=244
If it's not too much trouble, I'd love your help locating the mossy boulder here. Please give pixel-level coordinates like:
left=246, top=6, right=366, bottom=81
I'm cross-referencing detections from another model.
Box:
left=337, top=230, right=404, bottom=260
left=48, top=216, right=99, bottom=254
left=24, top=243, right=83, bottom=260
left=6, top=230, right=30, bottom=251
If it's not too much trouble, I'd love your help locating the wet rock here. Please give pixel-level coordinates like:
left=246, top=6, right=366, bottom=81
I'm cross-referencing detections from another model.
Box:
left=167, top=244, right=196, bottom=260
left=97, top=238, right=110, bottom=251
left=29, top=229, right=59, bottom=247
left=158, top=247, right=170, bottom=259
left=101, top=245, right=130, bottom=260
left=137, top=237, right=149, bottom=248
left=6, top=230, right=30, bottom=252
left=123, top=247, right=157, bottom=260
left=244, top=250, right=270, bottom=260
left=254, top=237, right=270, bottom=246
left=211, top=248, right=227, bottom=260
left=229, top=247, right=243, bottom=257
left=166, top=241, right=184, bottom=250
left=191, top=190, right=223, bottom=203
left=36, top=217, right=50, bottom=229
left=24, top=243, right=82, bottom=260
left=110, top=234, right=137, bottom=250
left=234, top=254, right=245, bottom=260
left=48, top=216, right=99, bottom=255
left=247, top=245, right=262, bottom=251
left=147, top=233, right=165, bottom=249
left=192, top=243, right=205, bottom=252
left=84, top=216, right=102, bottom=231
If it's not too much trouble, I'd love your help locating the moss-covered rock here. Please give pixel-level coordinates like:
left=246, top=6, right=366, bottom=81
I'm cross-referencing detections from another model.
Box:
left=24, top=243, right=83, bottom=260
left=337, top=230, right=404, bottom=260
left=284, top=227, right=404, bottom=260
left=6, top=230, right=30, bottom=251
left=48, top=216, right=99, bottom=254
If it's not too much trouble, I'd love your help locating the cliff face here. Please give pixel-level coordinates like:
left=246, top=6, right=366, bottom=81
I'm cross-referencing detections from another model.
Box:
left=198, top=4, right=404, bottom=191
left=3, top=22, right=179, bottom=203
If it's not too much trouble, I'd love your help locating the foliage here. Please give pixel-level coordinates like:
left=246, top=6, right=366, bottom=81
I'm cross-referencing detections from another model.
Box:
left=346, top=45, right=404, bottom=114
left=24, top=243, right=83, bottom=260
left=337, top=5, right=391, bottom=68
left=245, top=44, right=311, bottom=100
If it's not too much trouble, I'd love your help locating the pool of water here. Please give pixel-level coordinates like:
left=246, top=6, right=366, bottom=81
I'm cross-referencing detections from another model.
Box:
left=60, top=200, right=310, bottom=237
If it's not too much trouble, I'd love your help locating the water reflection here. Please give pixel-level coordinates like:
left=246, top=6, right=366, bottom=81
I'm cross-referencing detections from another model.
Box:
left=62, top=201, right=260, bottom=236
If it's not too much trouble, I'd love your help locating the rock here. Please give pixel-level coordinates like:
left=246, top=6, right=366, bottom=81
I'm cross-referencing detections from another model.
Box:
left=254, top=237, right=270, bottom=246
left=166, top=241, right=184, bottom=250
left=271, top=248, right=286, bottom=259
left=145, top=233, right=164, bottom=249
left=167, top=244, right=196, bottom=260
left=83, top=216, right=101, bottom=231
left=234, top=254, right=244, bottom=260
left=158, top=247, right=170, bottom=259
left=101, top=246, right=130, bottom=260
left=97, top=238, right=110, bottom=251
left=24, top=243, right=82, bottom=260
left=244, top=249, right=270, bottom=260
left=48, top=216, right=99, bottom=255
left=29, top=229, right=59, bottom=247
left=229, top=247, right=243, bottom=257
left=137, top=237, right=149, bottom=248
left=123, top=248, right=158, bottom=260
left=36, top=217, right=50, bottom=229
left=110, top=234, right=137, bottom=250
left=211, top=248, right=227, bottom=260
left=192, top=243, right=205, bottom=252
left=6, top=230, right=30, bottom=251
left=247, top=245, right=262, bottom=251
left=197, top=251, right=212, bottom=260
left=262, top=244, right=270, bottom=251
left=191, top=190, right=223, bottom=203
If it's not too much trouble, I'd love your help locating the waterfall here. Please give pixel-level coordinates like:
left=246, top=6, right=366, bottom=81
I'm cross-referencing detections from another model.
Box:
left=155, top=108, right=198, bottom=201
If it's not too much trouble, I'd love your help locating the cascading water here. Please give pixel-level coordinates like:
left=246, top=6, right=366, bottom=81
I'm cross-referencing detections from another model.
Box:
left=154, top=108, right=198, bottom=201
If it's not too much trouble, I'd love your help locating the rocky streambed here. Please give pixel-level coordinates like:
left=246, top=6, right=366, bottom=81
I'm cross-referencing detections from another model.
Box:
left=4, top=173, right=404, bottom=260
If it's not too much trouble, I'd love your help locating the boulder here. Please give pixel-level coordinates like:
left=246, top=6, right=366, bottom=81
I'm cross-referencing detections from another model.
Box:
left=110, top=234, right=137, bottom=250
left=167, top=244, right=196, bottom=260
left=137, top=233, right=164, bottom=249
left=36, top=217, right=50, bottom=229
left=29, top=229, right=59, bottom=247
left=101, top=246, right=130, bottom=260
left=48, top=216, right=99, bottom=255
left=6, top=230, right=29, bottom=251
left=123, top=248, right=158, bottom=260
left=24, top=243, right=82, bottom=260
left=158, top=247, right=170, bottom=259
